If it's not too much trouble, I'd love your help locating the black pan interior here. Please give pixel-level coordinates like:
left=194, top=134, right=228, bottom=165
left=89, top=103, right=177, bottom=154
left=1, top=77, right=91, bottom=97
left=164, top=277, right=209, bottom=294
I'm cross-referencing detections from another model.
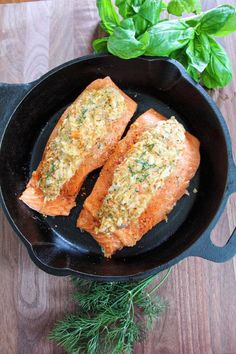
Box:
left=0, top=56, right=228, bottom=277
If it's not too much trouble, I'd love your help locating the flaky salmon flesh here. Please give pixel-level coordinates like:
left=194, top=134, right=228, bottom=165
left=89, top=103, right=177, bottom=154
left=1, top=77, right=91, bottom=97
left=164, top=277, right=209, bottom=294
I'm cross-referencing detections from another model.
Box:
left=20, top=77, right=137, bottom=216
left=77, top=109, right=200, bottom=257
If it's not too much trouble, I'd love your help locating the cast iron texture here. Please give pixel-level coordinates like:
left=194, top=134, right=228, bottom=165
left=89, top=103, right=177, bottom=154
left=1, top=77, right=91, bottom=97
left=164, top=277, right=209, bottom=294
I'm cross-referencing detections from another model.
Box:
left=0, top=54, right=235, bottom=281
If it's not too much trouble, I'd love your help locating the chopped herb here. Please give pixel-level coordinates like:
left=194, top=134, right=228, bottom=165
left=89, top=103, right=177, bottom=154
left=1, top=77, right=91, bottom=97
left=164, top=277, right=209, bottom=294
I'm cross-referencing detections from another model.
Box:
left=128, top=165, right=135, bottom=175
left=82, top=108, right=88, bottom=115
left=135, top=159, right=156, bottom=171
left=147, top=143, right=155, bottom=150
left=50, top=162, right=55, bottom=173
left=136, top=173, right=149, bottom=182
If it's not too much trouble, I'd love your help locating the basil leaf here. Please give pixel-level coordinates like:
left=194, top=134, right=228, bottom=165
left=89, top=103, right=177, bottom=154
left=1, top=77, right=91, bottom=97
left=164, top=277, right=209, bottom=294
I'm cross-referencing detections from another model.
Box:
left=200, top=5, right=235, bottom=35
left=184, top=14, right=202, bottom=28
left=139, top=0, right=163, bottom=25
left=167, top=0, right=201, bottom=16
left=133, top=13, right=148, bottom=36
left=145, top=21, right=194, bottom=56
left=214, top=10, right=236, bottom=36
left=131, top=0, right=144, bottom=13
left=171, top=47, right=200, bottom=82
left=202, top=38, right=232, bottom=88
left=170, top=46, right=189, bottom=68
left=202, top=70, right=221, bottom=89
left=186, top=33, right=210, bottom=72
left=167, top=1, right=184, bottom=16
left=116, top=0, right=165, bottom=24
left=107, top=19, right=150, bottom=59
left=161, top=1, right=167, bottom=11
left=138, top=30, right=150, bottom=46
left=115, top=0, right=135, bottom=18
left=97, top=0, right=120, bottom=34
left=92, top=37, right=108, bottom=53
left=186, top=65, right=200, bottom=82
left=120, top=18, right=136, bottom=30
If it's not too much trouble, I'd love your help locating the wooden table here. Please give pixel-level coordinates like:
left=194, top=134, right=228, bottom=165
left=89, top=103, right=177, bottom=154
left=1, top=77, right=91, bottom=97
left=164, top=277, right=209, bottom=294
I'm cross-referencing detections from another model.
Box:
left=0, top=1, right=235, bottom=353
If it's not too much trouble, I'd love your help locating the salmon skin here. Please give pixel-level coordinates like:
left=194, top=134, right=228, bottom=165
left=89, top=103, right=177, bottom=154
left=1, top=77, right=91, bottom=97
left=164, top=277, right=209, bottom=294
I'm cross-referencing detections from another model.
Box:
left=20, top=77, right=137, bottom=216
left=77, top=109, right=200, bottom=258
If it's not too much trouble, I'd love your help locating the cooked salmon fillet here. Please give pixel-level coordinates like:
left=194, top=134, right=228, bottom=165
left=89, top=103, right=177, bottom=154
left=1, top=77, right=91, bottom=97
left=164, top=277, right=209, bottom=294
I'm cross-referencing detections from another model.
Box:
left=77, top=109, right=200, bottom=257
left=20, top=77, right=137, bottom=216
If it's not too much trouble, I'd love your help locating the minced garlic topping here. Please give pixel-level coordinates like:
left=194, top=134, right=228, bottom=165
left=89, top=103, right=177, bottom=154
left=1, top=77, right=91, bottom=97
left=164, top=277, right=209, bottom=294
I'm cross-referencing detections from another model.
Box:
left=39, top=86, right=126, bottom=200
left=97, top=117, right=186, bottom=234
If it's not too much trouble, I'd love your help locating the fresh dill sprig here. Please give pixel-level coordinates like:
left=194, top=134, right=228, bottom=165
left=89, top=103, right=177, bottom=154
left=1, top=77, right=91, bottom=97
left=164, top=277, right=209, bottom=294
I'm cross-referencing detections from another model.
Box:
left=49, top=268, right=172, bottom=354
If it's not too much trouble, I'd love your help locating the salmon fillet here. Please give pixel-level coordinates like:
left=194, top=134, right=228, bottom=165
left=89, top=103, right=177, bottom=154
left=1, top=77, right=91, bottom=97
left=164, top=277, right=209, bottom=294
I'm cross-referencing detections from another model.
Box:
left=77, top=109, right=200, bottom=257
left=20, top=77, right=137, bottom=216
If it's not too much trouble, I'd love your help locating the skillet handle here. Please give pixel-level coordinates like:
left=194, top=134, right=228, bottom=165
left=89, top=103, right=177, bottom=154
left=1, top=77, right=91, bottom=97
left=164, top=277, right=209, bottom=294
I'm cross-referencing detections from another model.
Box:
left=0, top=82, right=35, bottom=138
left=189, top=227, right=236, bottom=263
left=189, top=159, right=236, bottom=262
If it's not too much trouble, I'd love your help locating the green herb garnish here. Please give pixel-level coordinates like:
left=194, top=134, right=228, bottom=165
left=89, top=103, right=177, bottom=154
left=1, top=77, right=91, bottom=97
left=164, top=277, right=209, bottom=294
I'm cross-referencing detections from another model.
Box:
left=136, top=172, right=149, bottom=182
left=135, top=159, right=156, bottom=171
left=147, top=143, right=155, bottom=150
left=167, top=0, right=201, bottom=16
left=44, top=162, right=55, bottom=180
left=128, top=164, right=135, bottom=175
left=81, top=108, right=88, bottom=116
left=49, top=269, right=171, bottom=354
left=50, top=162, right=55, bottom=173
left=93, top=0, right=236, bottom=88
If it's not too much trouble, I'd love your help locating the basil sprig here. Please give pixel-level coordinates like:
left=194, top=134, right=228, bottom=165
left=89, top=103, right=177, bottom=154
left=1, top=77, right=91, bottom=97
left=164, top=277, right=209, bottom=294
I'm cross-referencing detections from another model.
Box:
left=93, top=0, right=236, bottom=89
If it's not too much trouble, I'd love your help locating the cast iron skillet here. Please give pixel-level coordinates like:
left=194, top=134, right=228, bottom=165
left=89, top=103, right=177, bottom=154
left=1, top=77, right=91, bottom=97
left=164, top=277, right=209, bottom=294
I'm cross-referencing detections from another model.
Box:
left=0, top=54, right=235, bottom=281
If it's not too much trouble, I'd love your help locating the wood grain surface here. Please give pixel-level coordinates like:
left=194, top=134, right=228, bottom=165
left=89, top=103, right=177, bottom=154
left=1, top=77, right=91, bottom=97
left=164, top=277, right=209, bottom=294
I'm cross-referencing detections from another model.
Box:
left=0, top=0, right=40, bottom=3
left=0, top=1, right=235, bottom=353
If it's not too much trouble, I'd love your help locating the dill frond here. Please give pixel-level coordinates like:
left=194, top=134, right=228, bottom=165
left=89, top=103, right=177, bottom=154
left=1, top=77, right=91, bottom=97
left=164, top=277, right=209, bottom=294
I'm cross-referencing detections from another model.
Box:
left=49, top=268, right=172, bottom=354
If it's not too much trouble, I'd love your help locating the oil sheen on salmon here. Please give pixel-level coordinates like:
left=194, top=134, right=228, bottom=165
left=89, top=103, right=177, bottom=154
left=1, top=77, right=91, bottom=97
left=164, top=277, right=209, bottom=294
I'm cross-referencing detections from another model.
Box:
left=38, top=86, right=126, bottom=201
left=97, top=117, right=186, bottom=234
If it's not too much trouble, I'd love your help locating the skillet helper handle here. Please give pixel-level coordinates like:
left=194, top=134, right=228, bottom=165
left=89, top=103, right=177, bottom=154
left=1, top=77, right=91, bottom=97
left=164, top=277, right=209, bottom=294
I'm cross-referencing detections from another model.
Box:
left=0, top=82, right=34, bottom=138
left=190, top=228, right=236, bottom=263
left=190, top=157, right=236, bottom=262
